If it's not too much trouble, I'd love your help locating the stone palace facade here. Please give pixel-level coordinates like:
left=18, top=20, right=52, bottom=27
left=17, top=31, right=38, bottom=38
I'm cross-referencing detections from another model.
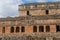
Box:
left=0, top=2, right=60, bottom=40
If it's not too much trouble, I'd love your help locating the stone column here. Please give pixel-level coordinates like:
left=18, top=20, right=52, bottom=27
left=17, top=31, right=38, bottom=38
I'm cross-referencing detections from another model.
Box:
left=14, top=26, right=16, bottom=33
left=44, top=25, right=46, bottom=32
left=37, top=25, right=39, bottom=33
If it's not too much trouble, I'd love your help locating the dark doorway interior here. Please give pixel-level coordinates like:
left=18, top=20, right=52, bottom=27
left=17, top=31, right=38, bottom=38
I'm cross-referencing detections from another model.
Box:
left=2, top=27, right=5, bottom=33
left=33, top=26, right=37, bottom=32
left=56, top=25, right=60, bottom=32
left=10, top=27, right=14, bottom=33
left=46, top=26, right=50, bottom=32
left=21, top=26, right=25, bottom=32
left=16, top=27, right=19, bottom=32
left=46, top=10, right=49, bottom=14
left=27, top=11, right=30, bottom=15
left=39, top=26, right=44, bottom=32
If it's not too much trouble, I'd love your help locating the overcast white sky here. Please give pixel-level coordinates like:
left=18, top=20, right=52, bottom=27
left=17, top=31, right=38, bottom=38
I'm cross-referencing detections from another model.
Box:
left=0, top=0, right=60, bottom=18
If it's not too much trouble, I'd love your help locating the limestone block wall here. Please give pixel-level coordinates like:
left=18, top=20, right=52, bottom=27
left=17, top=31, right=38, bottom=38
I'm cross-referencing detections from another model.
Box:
left=0, top=2, right=60, bottom=40
left=0, top=19, right=60, bottom=35
left=29, top=10, right=45, bottom=16
left=49, top=9, right=60, bottom=15
left=19, top=2, right=60, bottom=16
left=19, top=11, right=27, bottom=17
left=19, top=9, right=60, bottom=16
left=1, top=33, right=60, bottom=40
left=0, top=25, right=56, bottom=35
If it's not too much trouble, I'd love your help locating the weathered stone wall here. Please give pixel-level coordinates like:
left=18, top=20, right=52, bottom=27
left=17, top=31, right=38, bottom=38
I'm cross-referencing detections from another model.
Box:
left=0, top=2, right=60, bottom=40
left=29, top=10, right=45, bottom=16
left=19, top=9, right=60, bottom=16
left=0, top=24, right=57, bottom=35
left=0, top=18, right=60, bottom=26
left=19, top=11, right=27, bottom=17
left=19, top=2, right=60, bottom=17
left=1, top=33, right=60, bottom=40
